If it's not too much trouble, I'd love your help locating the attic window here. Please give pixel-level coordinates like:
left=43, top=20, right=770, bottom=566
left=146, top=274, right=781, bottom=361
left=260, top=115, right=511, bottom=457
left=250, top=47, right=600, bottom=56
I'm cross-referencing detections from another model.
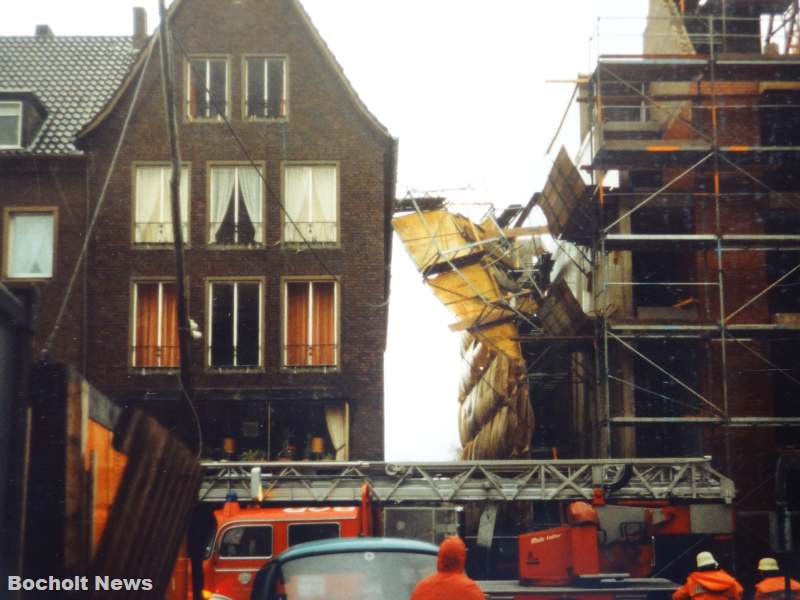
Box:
left=0, top=102, right=22, bottom=148
left=187, top=57, right=228, bottom=120
left=245, top=57, right=287, bottom=119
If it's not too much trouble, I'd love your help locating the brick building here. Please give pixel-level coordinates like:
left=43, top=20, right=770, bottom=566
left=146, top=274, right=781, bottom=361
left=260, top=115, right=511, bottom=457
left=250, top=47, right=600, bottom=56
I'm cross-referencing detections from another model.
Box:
left=1, top=0, right=396, bottom=461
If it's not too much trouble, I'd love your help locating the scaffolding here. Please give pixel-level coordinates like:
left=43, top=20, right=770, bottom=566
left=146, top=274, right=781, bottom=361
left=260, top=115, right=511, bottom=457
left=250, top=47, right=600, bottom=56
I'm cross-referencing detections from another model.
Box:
left=525, top=3, right=800, bottom=565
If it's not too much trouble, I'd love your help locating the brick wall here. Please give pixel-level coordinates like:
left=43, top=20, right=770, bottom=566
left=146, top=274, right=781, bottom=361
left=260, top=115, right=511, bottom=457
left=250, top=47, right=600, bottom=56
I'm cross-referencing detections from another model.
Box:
left=79, top=0, right=393, bottom=459
left=0, top=158, right=87, bottom=368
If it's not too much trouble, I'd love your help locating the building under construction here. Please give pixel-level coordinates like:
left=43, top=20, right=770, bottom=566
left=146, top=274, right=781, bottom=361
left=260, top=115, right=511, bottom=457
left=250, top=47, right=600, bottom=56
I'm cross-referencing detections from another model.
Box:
left=394, top=0, right=800, bottom=575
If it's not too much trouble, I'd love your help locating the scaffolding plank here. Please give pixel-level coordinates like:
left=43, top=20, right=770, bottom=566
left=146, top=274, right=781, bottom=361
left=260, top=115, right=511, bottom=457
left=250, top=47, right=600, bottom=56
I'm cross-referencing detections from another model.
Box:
left=538, top=147, right=593, bottom=242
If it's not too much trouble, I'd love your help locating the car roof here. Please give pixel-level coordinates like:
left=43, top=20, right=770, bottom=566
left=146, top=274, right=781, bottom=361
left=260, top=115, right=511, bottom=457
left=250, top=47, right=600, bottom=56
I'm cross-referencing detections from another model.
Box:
left=276, top=537, right=439, bottom=563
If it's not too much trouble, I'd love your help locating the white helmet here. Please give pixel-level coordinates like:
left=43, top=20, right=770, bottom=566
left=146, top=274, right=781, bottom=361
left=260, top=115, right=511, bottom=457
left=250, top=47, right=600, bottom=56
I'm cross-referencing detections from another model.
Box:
left=696, top=551, right=718, bottom=569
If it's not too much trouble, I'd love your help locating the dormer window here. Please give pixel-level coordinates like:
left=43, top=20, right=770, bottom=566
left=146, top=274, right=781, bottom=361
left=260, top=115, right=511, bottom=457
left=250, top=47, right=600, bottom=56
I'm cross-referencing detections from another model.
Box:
left=0, top=101, right=22, bottom=148
left=245, top=56, right=287, bottom=119
left=186, top=57, right=228, bottom=121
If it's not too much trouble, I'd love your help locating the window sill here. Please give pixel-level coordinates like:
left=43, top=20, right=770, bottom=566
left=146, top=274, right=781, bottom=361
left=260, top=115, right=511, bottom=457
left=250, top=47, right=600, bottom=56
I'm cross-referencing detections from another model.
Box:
left=185, top=116, right=228, bottom=124
left=280, top=241, right=340, bottom=250
left=281, top=365, right=340, bottom=374
left=133, top=242, right=191, bottom=249
left=3, top=275, right=53, bottom=282
left=244, top=116, right=288, bottom=123
left=206, top=243, right=266, bottom=250
left=205, top=366, right=266, bottom=374
left=130, top=367, right=181, bottom=375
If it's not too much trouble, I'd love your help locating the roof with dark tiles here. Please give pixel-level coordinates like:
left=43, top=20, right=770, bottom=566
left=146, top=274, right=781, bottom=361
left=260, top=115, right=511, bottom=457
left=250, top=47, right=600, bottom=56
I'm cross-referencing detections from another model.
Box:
left=0, top=35, right=138, bottom=156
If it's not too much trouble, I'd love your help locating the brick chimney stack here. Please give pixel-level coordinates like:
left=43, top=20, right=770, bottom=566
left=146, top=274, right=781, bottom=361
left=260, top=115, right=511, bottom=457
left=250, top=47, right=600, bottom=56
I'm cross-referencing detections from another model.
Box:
left=35, top=25, right=54, bottom=38
left=133, top=7, right=147, bottom=49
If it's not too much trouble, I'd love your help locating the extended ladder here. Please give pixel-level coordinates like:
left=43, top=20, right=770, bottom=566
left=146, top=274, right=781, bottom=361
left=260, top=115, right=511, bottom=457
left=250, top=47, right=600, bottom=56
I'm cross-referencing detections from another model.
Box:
left=199, top=456, right=735, bottom=504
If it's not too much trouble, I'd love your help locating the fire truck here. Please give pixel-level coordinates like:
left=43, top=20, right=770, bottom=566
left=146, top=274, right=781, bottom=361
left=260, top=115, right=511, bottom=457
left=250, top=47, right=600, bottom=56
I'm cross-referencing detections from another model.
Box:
left=168, top=456, right=735, bottom=600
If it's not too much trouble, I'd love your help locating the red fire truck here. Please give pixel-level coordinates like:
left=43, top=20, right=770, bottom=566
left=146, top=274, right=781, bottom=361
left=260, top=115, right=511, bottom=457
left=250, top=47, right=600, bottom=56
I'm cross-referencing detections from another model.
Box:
left=169, top=458, right=735, bottom=600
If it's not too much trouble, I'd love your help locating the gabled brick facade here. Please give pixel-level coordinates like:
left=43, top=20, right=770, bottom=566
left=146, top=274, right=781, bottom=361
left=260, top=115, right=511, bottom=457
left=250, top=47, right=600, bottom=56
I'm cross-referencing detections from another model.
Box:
left=1, top=0, right=395, bottom=461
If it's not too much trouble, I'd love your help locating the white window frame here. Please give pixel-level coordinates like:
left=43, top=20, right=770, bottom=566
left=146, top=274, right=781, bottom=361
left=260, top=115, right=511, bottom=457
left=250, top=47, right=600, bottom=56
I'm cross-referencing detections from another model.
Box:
left=208, top=164, right=264, bottom=245
left=244, top=55, right=288, bottom=120
left=217, top=524, right=274, bottom=560
left=282, top=163, right=339, bottom=245
left=0, top=101, right=22, bottom=149
left=131, top=280, right=177, bottom=369
left=186, top=57, right=229, bottom=121
left=207, top=279, right=264, bottom=369
left=282, top=278, right=339, bottom=368
left=3, top=207, right=56, bottom=280
left=133, top=164, right=190, bottom=245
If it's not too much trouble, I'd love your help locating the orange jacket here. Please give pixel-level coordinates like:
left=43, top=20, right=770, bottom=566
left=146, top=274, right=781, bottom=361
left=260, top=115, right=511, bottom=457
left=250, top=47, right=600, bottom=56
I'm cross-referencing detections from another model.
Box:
left=755, top=576, right=800, bottom=600
left=410, top=536, right=485, bottom=600
left=672, top=569, right=744, bottom=600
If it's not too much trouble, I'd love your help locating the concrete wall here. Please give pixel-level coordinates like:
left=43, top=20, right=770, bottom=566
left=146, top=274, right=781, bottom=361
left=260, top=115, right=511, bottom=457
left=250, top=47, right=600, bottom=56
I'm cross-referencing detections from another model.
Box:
left=644, top=0, right=695, bottom=54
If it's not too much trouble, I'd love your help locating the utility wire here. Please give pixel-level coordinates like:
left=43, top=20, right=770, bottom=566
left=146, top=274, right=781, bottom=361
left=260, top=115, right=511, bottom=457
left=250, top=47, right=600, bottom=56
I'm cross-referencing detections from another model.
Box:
left=171, top=31, right=347, bottom=286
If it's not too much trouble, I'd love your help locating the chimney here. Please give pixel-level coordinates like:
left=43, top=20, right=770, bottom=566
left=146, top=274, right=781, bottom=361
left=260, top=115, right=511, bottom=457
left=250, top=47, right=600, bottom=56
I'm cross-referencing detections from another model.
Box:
left=35, top=24, right=54, bottom=38
left=133, top=7, right=147, bottom=49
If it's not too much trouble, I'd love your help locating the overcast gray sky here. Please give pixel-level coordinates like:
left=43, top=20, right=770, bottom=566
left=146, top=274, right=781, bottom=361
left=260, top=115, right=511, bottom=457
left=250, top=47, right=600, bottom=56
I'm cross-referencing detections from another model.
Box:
left=3, top=0, right=648, bottom=461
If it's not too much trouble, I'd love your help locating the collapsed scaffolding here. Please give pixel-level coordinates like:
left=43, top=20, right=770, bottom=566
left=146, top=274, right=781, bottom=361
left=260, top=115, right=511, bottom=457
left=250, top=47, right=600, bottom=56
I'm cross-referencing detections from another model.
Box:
left=393, top=0, right=800, bottom=486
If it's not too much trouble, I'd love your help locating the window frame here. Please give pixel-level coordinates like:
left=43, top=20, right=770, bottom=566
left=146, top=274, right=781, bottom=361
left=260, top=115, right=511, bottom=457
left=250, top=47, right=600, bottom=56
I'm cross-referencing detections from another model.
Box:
left=281, top=161, right=341, bottom=247
left=206, top=161, right=266, bottom=247
left=206, top=277, right=265, bottom=371
left=242, top=54, right=289, bottom=121
left=0, top=101, right=23, bottom=149
left=131, top=162, right=191, bottom=247
left=3, top=206, right=57, bottom=281
left=130, top=278, right=180, bottom=371
left=281, top=276, right=340, bottom=370
left=185, top=55, right=230, bottom=122
left=217, top=524, right=274, bottom=560
left=286, top=522, right=341, bottom=548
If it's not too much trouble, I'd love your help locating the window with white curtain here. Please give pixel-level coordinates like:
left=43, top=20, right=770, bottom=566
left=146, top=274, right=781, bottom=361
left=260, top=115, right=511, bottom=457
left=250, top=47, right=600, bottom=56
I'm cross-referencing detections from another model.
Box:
left=0, top=102, right=22, bottom=148
left=209, top=166, right=263, bottom=245
left=283, top=165, right=337, bottom=244
left=134, top=165, right=189, bottom=244
left=4, top=210, right=55, bottom=279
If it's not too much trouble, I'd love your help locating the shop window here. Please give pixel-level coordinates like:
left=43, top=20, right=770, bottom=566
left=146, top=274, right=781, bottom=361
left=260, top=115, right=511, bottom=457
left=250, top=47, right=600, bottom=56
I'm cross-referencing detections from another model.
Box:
left=208, top=280, right=262, bottom=368
left=284, top=280, right=337, bottom=367
left=0, top=101, right=22, bottom=148
left=283, top=164, right=338, bottom=244
left=132, top=281, right=179, bottom=368
left=134, top=165, right=189, bottom=244
left=199, top=400, right=349, bottom=462
left=4, top=209, right=55, bottom=279
left=245, top=57, right=287, bottom=119
left=287, top=523, right=340, bottom=547
left=208, top=166, right=263, bottom=245
left=187, top=57, right=228, bottom=120
left=219, top=525, right=272, bottom=558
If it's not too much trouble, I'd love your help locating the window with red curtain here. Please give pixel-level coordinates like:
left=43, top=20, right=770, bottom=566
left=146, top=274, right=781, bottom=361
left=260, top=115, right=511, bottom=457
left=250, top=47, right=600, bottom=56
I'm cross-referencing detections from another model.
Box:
left=285, top=280, right=336, bottom=367
left=133, top=282, right=179, bottom=368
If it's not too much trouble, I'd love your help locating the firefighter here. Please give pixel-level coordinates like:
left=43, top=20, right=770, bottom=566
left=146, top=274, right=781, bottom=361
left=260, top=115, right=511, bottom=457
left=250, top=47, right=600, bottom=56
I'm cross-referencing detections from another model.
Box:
left=754, top=557, right=800, bottom=600
left=672, top=551, right=744, bottom=600
left=409, top=535, right=485, bottom=600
